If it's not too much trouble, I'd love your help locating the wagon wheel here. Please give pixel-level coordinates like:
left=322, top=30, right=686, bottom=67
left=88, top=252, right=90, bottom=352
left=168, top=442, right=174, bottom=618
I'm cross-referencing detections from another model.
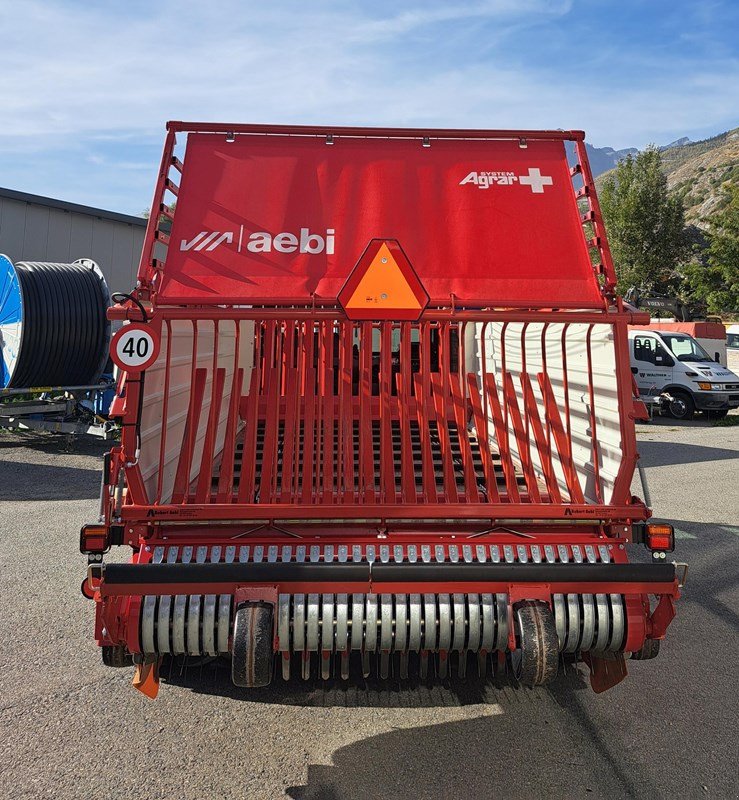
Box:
left=232, top=602, right=275, bottom=688
left=509, top=601, right=559, bottom=686
left=631, top=638, right=661, bottom=660
left=101, top=644, right=133, bottom=668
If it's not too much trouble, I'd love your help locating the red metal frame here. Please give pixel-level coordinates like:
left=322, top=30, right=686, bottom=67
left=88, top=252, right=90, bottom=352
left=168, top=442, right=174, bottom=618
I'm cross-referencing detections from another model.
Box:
left=89, top=124, right=681, bottom=685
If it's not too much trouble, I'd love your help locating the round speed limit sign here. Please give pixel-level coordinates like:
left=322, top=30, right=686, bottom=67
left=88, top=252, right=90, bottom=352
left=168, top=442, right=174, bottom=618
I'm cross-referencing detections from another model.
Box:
left=110, top=324, right=160, bottom=372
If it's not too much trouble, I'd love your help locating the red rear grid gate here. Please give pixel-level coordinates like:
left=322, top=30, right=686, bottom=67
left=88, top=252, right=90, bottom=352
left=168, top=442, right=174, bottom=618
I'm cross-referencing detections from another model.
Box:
left=84, top=123, right=682, bottom=697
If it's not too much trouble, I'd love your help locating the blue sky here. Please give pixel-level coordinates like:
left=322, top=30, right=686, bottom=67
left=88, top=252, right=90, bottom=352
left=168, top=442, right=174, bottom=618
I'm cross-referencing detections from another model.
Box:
left=1, top=0, right=737, bottom=215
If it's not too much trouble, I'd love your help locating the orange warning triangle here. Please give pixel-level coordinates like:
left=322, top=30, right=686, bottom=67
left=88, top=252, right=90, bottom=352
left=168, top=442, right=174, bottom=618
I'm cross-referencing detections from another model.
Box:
left=338, top=240, right=429, bottom=321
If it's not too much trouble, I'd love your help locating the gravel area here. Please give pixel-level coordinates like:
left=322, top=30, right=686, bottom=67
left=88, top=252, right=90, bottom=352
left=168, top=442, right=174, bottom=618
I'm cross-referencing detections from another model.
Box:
left=0, top=415, right=737, bottom=800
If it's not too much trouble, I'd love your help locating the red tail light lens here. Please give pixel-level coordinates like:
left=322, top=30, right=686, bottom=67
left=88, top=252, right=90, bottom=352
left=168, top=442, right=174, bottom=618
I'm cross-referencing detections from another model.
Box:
left=80, top=524, right=110, bottom=554
left=646, top=523, right=674, bottom=553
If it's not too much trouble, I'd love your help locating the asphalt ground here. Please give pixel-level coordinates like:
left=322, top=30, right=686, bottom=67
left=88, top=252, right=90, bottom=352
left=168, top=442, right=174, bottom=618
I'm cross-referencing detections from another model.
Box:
left=0, top=415, right=737, bottom=800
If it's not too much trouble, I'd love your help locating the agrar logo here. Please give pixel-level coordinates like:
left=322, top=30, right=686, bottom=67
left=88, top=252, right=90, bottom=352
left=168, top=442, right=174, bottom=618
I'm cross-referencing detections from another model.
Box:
left=460, top=167, right=554, bottom=193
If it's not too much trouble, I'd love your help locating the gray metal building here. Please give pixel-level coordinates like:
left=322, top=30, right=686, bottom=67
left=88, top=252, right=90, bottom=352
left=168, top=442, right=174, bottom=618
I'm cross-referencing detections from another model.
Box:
left=0, top=186, right=147, bottom=293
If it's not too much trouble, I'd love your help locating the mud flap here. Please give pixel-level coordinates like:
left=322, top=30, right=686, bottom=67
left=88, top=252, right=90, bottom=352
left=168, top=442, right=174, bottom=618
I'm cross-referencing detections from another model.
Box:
left=582, top=651, right=627, bottom=693
left=132, top=656, right=161, bottom=699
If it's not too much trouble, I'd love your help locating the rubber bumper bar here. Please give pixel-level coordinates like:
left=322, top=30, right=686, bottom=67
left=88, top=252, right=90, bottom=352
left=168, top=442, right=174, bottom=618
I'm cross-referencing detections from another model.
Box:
left=103, top=561, right=676, bottom=586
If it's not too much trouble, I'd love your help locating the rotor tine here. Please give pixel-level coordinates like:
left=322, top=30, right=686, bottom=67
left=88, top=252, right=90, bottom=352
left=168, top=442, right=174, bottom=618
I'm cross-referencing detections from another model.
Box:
left=438, top=593, right=451, bottom=679
left=340, top=650, right=350, bottom=680
left=458, top=650, right=468, bottom=679
left=565, top=593, right=581, bottom=654
left=278, top=594, right=291, bottom=679
left=609, top=594, right=625, bottom=651
left=553, top=593, right=567, bottom=650
left=362, top=650, right=370, bottom=678
left=351, top=593, right=364, bottom=651
left=594, top=594, right=610, bottom=652
left=478, top=650, right=487, bottom=678
left=420, top=651, right=429, bottom=680
left=495, top=593, right=508, bottom=651
left=321, top=594, right=334, bottom=680
left=394, top=594, right=408, bottom=652
left=380, top=651, right=390, bottom=680
left=399, top=651, right=409, bottom=680
left=302, top=652, right=311, bottom=680
left=580, top=594, right=596, bottom=652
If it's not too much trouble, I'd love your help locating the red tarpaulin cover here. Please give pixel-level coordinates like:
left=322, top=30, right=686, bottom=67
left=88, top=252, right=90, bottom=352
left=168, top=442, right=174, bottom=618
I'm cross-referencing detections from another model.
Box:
left=159, top=132, right=602, bottom=307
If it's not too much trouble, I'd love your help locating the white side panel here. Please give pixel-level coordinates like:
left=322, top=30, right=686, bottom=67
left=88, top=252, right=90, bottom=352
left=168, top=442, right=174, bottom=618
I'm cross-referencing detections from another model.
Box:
left=474, top=321, right=623, bottom=504
left=136, top=319, right=254, bottom=503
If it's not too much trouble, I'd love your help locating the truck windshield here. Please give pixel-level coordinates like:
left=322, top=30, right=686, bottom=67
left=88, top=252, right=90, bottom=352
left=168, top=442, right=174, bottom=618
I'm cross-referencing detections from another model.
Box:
left=660, top=334, right=713, bottom=362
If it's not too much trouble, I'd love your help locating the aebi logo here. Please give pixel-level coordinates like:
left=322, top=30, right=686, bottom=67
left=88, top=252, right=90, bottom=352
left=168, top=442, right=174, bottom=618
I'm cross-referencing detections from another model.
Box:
left=180, top=227, right=335, bottom=254
left=180, top=231, right=233, bottom=251
left=459, top=167, right=554, bottom=193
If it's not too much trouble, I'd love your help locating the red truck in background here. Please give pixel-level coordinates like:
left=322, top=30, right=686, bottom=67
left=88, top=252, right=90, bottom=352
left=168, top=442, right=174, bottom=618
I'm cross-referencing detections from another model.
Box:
left=82, top=123, right=683, bottom=697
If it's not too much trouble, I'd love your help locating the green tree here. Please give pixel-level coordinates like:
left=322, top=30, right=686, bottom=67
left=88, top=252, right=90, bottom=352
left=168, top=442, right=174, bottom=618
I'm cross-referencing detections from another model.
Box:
left=683, top=183, right=739, bottom=315
left=600, top=146, right=689, bottom=294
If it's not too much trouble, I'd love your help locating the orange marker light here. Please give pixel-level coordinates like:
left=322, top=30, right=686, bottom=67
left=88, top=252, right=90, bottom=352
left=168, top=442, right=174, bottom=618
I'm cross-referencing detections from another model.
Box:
left=646, top=523, right=674, bottom=553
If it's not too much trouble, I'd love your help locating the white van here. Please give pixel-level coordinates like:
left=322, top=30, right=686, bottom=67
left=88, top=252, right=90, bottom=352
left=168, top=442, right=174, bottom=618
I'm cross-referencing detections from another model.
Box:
left=629, top=328, right=739, bottom=420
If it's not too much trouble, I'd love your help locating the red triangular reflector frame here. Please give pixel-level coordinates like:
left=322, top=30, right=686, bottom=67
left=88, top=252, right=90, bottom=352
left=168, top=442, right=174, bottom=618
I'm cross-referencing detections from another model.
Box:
left=338, top=239, right=429, bottom=321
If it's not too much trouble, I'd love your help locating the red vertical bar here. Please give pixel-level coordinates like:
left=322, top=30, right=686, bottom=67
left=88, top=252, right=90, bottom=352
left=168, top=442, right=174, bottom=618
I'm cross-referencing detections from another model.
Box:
left=339, top=321, right=355, bottom=503
left=321, top=322, right=335, bottom=503
left=195, top=367, right=226, bottom=502
left=396, top=323, right=416, bottom=502
left=301, top=323, right=317, bottom=503
left=610, top=315, right=642, bottom=504
left=380, top=324, right=396, bottom=503
left=449, top=374, right=480, bottom=502
left=586, top=325, right=603, bottom=503
left=482, top=372, right=520, bottom=503
left=413, top=373, right=438, bottom=503
left=466, top=374, right=500, bottom=503
left=395, top=372, right=417, bottom=502
left=171, top=368, right=207, bottom=503
left=216, top=365, right=244, bottom=503
left=279, top=324, right=300, bottom=504
left=520, top=372, right=561, bottom=503
left=359, top=322, right=375, bottom=503
left=537, top=372, right=585, bottom=504
left=237, top=325, right=263, bottom=503
left=155, top=319, right=173, bottom=504
left=502, top=371, right=541, bottom=503
left=260, top=322, right=282, bottom=504
left=430, top=372, right=459, bottom=502
left=216, top=319, right=242, bottom=503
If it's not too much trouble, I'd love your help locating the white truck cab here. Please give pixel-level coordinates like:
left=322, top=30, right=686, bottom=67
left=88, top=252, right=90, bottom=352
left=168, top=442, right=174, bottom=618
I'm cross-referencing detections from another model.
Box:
left=629, top=328, right=739, bottom=419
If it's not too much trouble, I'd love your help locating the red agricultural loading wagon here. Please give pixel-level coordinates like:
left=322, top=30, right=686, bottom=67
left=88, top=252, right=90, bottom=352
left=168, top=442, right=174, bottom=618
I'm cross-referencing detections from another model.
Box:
left=82, top=123, right=684, bottom=697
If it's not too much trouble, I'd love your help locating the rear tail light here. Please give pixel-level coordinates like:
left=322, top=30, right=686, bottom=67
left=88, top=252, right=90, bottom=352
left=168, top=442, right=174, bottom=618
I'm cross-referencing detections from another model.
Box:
left=645, top=523, right=674, bottom=554
left=80, top=524, right=110, bottom=554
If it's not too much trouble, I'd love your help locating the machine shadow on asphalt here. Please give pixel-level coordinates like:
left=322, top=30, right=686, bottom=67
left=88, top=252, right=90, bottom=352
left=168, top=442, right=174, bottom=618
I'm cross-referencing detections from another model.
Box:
left=282, top=689, right=661, bottom=800
left=635, top=439, right=738, bottom=468
left=0, top=459, right=103, bottom=501
left=161, top=655, right=592, bottom=708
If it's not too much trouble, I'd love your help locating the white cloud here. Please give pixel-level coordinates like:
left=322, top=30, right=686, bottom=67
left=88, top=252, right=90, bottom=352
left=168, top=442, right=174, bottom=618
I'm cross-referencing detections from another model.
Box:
left=0, top=0, right=736, bottom=210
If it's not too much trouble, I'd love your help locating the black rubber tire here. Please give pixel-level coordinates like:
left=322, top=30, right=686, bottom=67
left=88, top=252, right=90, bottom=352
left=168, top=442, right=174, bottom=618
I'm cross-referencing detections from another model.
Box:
left=667, top=390, right=695, bottom=420
left=232, top=602, right=274, bottom=688
left=102, top=644, right=133, bottom=668
left=708, top=409, right=729, bottom=420
left=509, top=601, right=559, bottom=686
left=631, top=638, right=661, bottom=660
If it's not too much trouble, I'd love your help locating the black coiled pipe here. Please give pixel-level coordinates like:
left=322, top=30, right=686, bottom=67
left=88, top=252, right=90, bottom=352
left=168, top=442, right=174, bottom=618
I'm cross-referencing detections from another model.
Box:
left=10, top=261, right=110, bottom=388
